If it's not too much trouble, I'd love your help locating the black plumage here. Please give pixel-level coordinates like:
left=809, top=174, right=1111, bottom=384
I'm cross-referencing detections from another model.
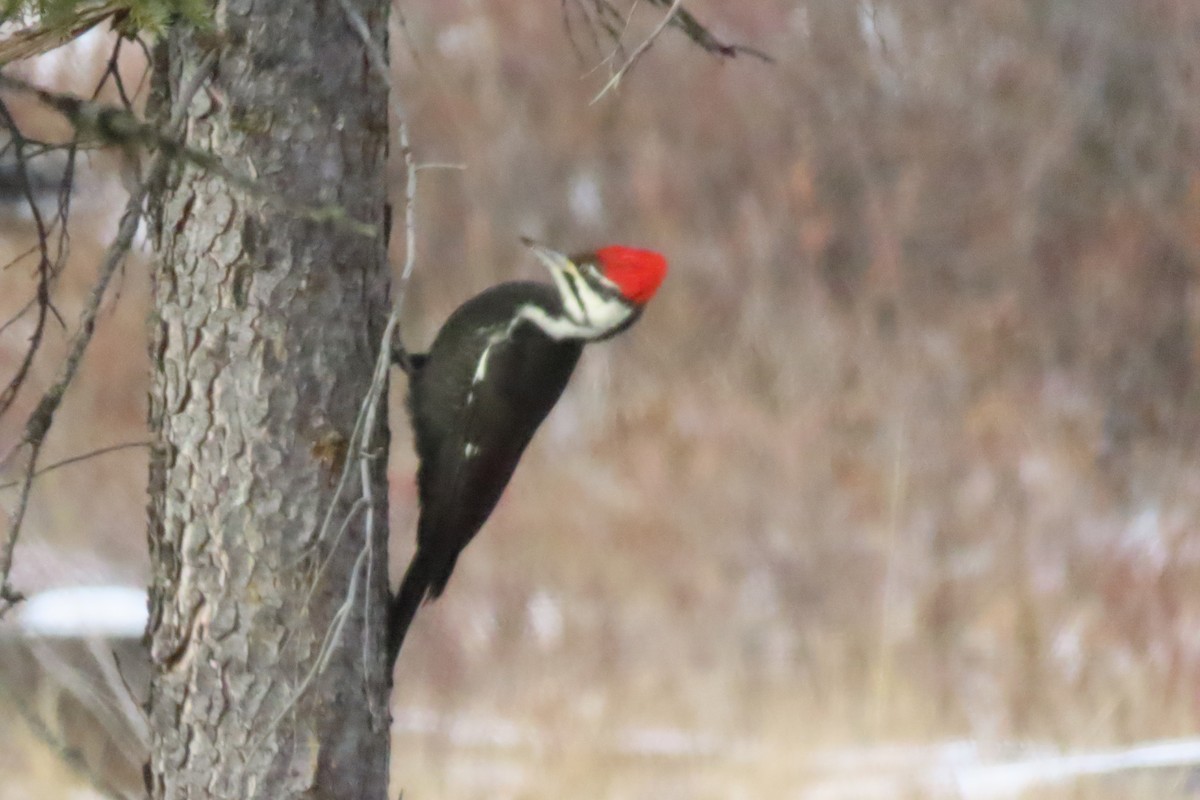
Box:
left=387, top=282, right=583, bottom=664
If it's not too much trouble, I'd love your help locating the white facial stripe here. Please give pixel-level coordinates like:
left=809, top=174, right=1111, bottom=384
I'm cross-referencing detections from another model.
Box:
left=531, top=247, right=587, bottom=323
left=517, top=301, right=634, bottom=341
left=562, top=270, right=591, bottom=325
left=549, top=260, right=629, bottom=331
left=550, top=266, right=586, bottom=322
left=575, top=278, right=630, bottom=330
left=525, top=243, right=636, bottom=340
left=583, top=262, right=621, bottom=293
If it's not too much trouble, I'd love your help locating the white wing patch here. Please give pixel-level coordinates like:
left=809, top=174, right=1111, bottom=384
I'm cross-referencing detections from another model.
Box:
left=464, top=442, right=479, bottom=459
left=467, top=331, right=505, bottom=408
left=473, top=339, right=496, bottom=384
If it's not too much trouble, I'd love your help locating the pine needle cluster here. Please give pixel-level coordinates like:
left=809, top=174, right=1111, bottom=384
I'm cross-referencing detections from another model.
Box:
left=1, top=0, right=209, bottom=36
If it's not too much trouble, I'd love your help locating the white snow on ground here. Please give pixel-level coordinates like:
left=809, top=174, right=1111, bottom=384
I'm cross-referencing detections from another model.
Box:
left=10, top=586, right=1199, bottom=796
left=394, top=707, right=1200, bottom=798
left=392, top=706, right=542, bottom=751
left=928, top=738, right=1200, bottom=799
left=793, top=738, right=1200, bottom=798
left=15, top=585, right=147, bottom=638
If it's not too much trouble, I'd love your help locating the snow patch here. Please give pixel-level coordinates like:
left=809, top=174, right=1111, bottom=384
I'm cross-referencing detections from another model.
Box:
left=16, top=586, right=147, bottom=638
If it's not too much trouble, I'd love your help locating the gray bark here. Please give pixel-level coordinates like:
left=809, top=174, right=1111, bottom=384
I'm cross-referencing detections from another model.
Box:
left=145, top=3, right=392, bottom=798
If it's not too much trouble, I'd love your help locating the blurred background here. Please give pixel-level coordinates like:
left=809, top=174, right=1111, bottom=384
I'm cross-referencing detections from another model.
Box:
left=3, top=1, right=1200, bottom=797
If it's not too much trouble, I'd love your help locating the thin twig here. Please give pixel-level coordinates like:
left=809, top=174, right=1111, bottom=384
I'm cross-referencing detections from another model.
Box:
left=643, top=0, right=772, bottom=61
left=247, top=537, right=370, bottom=756
left=250, top=0, right=418, bottom=737
left=338, top=0, right=422, bottom=674
left=576, top=0, right=772, bottom=76
left=301, top=497, right=367, bottom=611
left=335, top=0, right=423, bottom=686
left=0, top=240, right=41, bottom=275
left=27, top=639, right=146, bottom=763
left=393, top=119, right=418, bottom=316
left=0, top=111, right=78, bottom=421
left=0, top=98, right=56, bottom=421
left=582, top=0, right=641, bottom=78
left=582, top=0, right=628, bottom=50
left=564, top=0, right=616, bottom=65
left=0, top=72, right=378, bottom=238
left=561, top=0, right=588, bottom=64
left=0, top=224, right=69, bottom=336
left=0, top=52, right=218, bottom=620
left=0, top=437, right=41, bottom=610
left=414, top=162, right=466, bottom=172
left=0, top=293, right=39, bottom=337
left=0, top=674, right=132, bottom=800
left=334, top=0, right=416, bottom=300
left=392, top=6, right=423, bottom=69
left=0, top=441, right=149, bottom=491
left=0, top=3, right=121, bottom=67
left=591, top=0, right=683, bottom=104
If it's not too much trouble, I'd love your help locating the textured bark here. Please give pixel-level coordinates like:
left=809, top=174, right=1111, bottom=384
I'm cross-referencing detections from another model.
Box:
left=145, top=3, right=391, bottom=799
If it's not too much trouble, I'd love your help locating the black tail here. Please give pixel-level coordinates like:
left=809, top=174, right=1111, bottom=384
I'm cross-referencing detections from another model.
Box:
left=386, top=549, right=436, bottom=671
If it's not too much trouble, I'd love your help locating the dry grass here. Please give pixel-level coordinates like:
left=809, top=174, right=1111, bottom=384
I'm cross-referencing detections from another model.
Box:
left=4, top=1, right=1200, bottom=797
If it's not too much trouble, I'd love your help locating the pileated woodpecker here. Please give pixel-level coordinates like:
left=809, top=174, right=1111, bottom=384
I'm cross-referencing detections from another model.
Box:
left=387, top=240, right=667, bottom=665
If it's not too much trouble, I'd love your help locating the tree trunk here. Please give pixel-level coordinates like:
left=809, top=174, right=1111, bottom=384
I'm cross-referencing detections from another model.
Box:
left=144, top=3, right=392, bottom=798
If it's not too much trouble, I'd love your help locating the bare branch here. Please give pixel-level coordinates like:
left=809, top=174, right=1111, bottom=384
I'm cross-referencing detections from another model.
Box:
left=92, top=35, right=135, bottom=109
left=646, top=0, right=772, bottom=62
left=561, top=0, right=609, bottom=65
left=581, top=0, right=630, bottom=51
left=0, top=72, right=378, bottom=238
left=0, top=3, right=122, bottom=67
left=0, top=675, right=132, bottom=800
left=332, top=0, right=427, bottom=680
left=571, top=0, right=772, bottom=89
left=0, top=52, right=218, bottom=620
left=0, top=441, right=149, bottom=491
left=246, top=537, right=371, bottom=756
left=392, top=5, right=424, bottom=69
left=591, top=0, right=682, bottom=104
left=0, top=437, right=41, bottom=610
left=0, top=98, right=58, bottom=421
left=576, top=0, right=641, bottom=81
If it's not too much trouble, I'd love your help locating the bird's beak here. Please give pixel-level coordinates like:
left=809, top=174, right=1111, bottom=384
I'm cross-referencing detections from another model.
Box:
left=522, top=238, right=585, bottom=320
left=524, top=238, right=583, bottom=282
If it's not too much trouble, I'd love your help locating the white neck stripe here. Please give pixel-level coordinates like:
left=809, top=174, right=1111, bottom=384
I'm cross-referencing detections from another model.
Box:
left=517, top=302, right=634, bottom=341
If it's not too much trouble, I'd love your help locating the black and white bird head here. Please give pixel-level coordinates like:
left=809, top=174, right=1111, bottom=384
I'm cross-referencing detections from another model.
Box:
left=520, top=238, right=668, bottom=342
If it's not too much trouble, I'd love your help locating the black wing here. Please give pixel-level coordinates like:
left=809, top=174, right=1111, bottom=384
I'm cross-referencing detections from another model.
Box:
left=416, top=323, right=581, bottom=595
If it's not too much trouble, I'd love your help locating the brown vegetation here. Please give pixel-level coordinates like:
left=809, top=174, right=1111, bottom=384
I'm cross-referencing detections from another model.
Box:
left=3, top=1, right=1200, bottom=796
